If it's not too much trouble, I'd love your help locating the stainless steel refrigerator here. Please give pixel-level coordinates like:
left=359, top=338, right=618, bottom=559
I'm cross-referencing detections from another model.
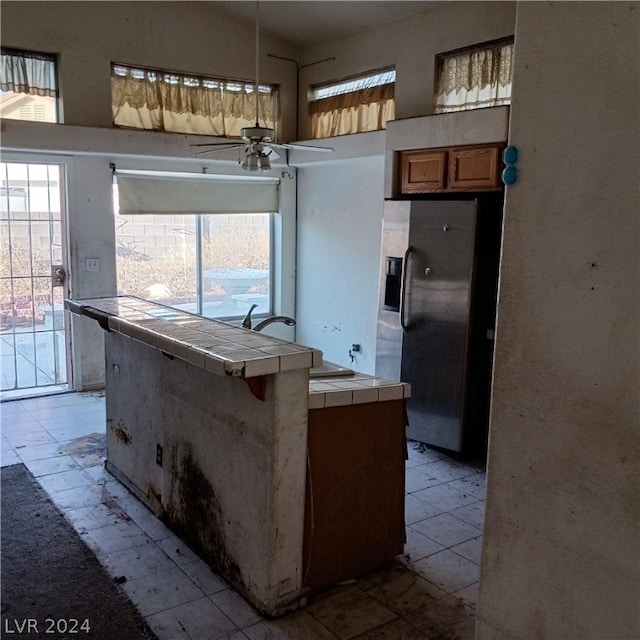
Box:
left=375, top=198, right=502, bottom=455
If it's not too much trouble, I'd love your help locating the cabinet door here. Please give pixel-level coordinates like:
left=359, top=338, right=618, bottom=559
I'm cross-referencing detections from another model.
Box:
left=399, top=149, right=447, bottom=193
left=448, top=144, right=502, bottom=190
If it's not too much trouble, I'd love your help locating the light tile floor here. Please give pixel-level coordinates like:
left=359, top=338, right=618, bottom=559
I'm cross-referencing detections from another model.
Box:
left=0, top=392, right=486, bottom=640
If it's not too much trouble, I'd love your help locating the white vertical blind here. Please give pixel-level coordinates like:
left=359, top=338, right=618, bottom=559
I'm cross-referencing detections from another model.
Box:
left=116, top=171, right=279, bottom=215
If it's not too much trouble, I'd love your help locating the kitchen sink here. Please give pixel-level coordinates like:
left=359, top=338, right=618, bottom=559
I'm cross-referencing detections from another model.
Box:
left=309, top=361, right=354, bottom=378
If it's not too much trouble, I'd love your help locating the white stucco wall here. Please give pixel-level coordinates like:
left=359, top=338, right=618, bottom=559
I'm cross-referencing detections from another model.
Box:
left=0, top=1, right=299, bottom=141
left=477, top=2, right=640, bottom=638
left=295, top=149, right=386, bottom=374
left=297, top=1, right=516, bottom=138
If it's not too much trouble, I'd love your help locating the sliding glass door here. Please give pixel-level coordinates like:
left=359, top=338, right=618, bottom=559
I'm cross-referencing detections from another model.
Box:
left=114, top=211, right=271, bottom=319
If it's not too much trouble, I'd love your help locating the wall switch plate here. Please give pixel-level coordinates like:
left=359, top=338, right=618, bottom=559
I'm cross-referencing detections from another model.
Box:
left=85, top=258, right=100, bottom=272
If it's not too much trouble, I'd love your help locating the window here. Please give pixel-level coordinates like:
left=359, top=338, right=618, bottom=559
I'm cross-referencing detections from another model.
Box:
left=113, top=170, right=278, bottom=320
left=309, top=68, right=395, bottom=139
left=0, top=48, right=58, bottom=123
left=434, top=38, right=514, bottom=113
left=115, top=212, right=272, bottom=320
left=111, top=63, right=279, bottom=137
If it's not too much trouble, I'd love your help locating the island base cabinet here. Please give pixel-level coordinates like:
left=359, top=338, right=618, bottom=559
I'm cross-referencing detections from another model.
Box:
left=303, top=400, right=407, bottom=595
left=103, top=332, right=310, bottom=617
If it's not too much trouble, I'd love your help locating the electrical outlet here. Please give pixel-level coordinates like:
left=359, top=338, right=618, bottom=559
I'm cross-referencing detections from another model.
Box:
left=85, top=258, right=100, bottom=272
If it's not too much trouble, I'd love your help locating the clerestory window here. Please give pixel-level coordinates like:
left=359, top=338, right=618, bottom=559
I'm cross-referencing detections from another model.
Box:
left=309, top=68, right=395, bottom=139
left=434, top=37, right=514, bottom=113
left=0, top=48, right=58, bottom=123
left=111, top=63, right=279, bottom=137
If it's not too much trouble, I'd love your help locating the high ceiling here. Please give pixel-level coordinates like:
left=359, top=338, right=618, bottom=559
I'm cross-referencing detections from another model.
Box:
left=210, top=1, right=440, bottom=46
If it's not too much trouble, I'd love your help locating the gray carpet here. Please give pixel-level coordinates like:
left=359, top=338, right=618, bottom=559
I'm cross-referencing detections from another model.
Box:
left=1, top=463, right=158, bottom=640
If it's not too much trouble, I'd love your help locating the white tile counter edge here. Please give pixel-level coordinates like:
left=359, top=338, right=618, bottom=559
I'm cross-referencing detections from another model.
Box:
left=65, top=296, right=321, bottom=379
left=66, top=295, right=412, bottom=406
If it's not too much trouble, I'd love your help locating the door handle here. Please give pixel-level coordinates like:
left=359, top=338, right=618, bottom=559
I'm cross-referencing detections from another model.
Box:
left=400, top=246, right=412, bottom=331
left=51, top=265, right=66, bottom=287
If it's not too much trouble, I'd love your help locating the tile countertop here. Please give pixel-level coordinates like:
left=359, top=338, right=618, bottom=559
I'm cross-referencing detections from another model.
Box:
left=309, top=372, right=411, bottom=410
left=65, top=295, right=322, bottom=379
left=65, top=295, right=411, bottom=405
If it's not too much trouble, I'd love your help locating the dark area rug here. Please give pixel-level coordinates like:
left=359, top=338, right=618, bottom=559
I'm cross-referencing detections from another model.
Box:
left=1, top=463, right=158, bottom=640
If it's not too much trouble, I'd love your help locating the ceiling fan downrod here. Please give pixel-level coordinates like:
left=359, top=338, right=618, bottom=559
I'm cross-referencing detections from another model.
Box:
left=254, top=0, right=261, bottom=128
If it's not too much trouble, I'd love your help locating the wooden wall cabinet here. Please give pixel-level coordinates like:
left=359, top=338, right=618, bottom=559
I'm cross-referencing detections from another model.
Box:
left=448, top=145, right=502, bottom=190
left=399, top=149, right=447, bottom=193
left=397, top=143, right=503, bottom=194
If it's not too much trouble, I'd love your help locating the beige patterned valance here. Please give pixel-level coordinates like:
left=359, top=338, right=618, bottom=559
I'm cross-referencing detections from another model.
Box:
left=111, top=65, right=279, bottom=137
left=309, top=83, right=395, bottom=139
left=435, top=40, right=514, bottom=113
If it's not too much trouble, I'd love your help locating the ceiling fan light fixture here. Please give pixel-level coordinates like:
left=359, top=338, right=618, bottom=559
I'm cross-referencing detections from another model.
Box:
left=240, top=153, right=259, bottom=171
left=257, top=154, right=271, bottom=171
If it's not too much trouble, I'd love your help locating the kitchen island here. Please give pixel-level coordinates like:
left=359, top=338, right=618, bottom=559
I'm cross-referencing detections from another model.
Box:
left=65, top=296, right=410, bottom=616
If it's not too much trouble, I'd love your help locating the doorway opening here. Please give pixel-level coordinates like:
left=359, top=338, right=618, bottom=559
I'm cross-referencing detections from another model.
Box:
left=0, top=161, right=71, bottom=400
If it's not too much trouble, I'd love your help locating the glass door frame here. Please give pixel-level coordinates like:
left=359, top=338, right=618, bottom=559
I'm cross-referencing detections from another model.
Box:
left=0, top=151, right=73, bottom=399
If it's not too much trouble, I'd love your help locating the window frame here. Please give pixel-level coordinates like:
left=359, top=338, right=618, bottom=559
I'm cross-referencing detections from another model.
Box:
left=0, top=47, right=59, bottom=123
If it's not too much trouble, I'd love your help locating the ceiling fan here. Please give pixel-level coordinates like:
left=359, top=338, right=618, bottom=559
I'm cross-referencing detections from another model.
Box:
left=191, top=0, right=332, bottom=171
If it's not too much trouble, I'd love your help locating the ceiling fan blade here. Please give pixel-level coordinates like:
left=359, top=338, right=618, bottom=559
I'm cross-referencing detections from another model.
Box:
left=194, top=145, right=245, bottom=156
left=190, top=142, right=244, bottom=148
left=273, top=142, right=334, bottom=152
left=264, top=146, right=280, bottom=161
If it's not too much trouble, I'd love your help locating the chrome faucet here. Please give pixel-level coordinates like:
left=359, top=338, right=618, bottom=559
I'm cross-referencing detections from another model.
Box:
left=241, top=303, right=258, bottom=329
left=253, top=316, right=296, bottom=332
left=241, top=303, right=296, bottom=332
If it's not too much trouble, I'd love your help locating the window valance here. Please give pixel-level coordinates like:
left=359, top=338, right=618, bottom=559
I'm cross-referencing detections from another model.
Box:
left=0, top=48, right=56, bottom=98
left=115, top=170, right=279, bottom=215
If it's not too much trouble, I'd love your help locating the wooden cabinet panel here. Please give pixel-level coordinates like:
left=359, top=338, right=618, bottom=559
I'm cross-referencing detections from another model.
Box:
left=448, top=145, right=502, bottom=191
left=397, top=143, right=504, bottom=194
left=303, top=400, right=406, bottom=595
left=399, top=149, right=447, bottom=193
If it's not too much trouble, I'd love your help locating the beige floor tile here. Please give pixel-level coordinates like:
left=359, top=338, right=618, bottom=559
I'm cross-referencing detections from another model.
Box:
left=180, top=559, right=229, bottom=596
left=402, top=526, right=446, bottom=563
left=449, top=536, right=483, bottom=565
left=243, top=609, right=337, bottom=639
left=448, top=502, right=485, bottom=529
left=451, top=582, right=480, bottom=609
left=24, top=453, right=80, bottom=476
left=350, top=617, right=431, bottom=639
left=403, top=595, right=476, bottom=640
left=410, top=513, right=482, bottom=548
left=362, top=565, right=447, bottom=616
left=146, top=596, right=238, bottom=640
left=209, top=588, right=263, bottom=629
left=412, top=550, right=480, bottom=595
left=122, top=566, right=205, bottom=617
left=306, top=586, right=397, bottom=640
left=410, top=483, right=478, bottom=513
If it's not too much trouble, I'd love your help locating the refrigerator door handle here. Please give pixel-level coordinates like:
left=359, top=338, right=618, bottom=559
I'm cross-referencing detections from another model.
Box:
left=400, top=245, right=413, bottom=331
